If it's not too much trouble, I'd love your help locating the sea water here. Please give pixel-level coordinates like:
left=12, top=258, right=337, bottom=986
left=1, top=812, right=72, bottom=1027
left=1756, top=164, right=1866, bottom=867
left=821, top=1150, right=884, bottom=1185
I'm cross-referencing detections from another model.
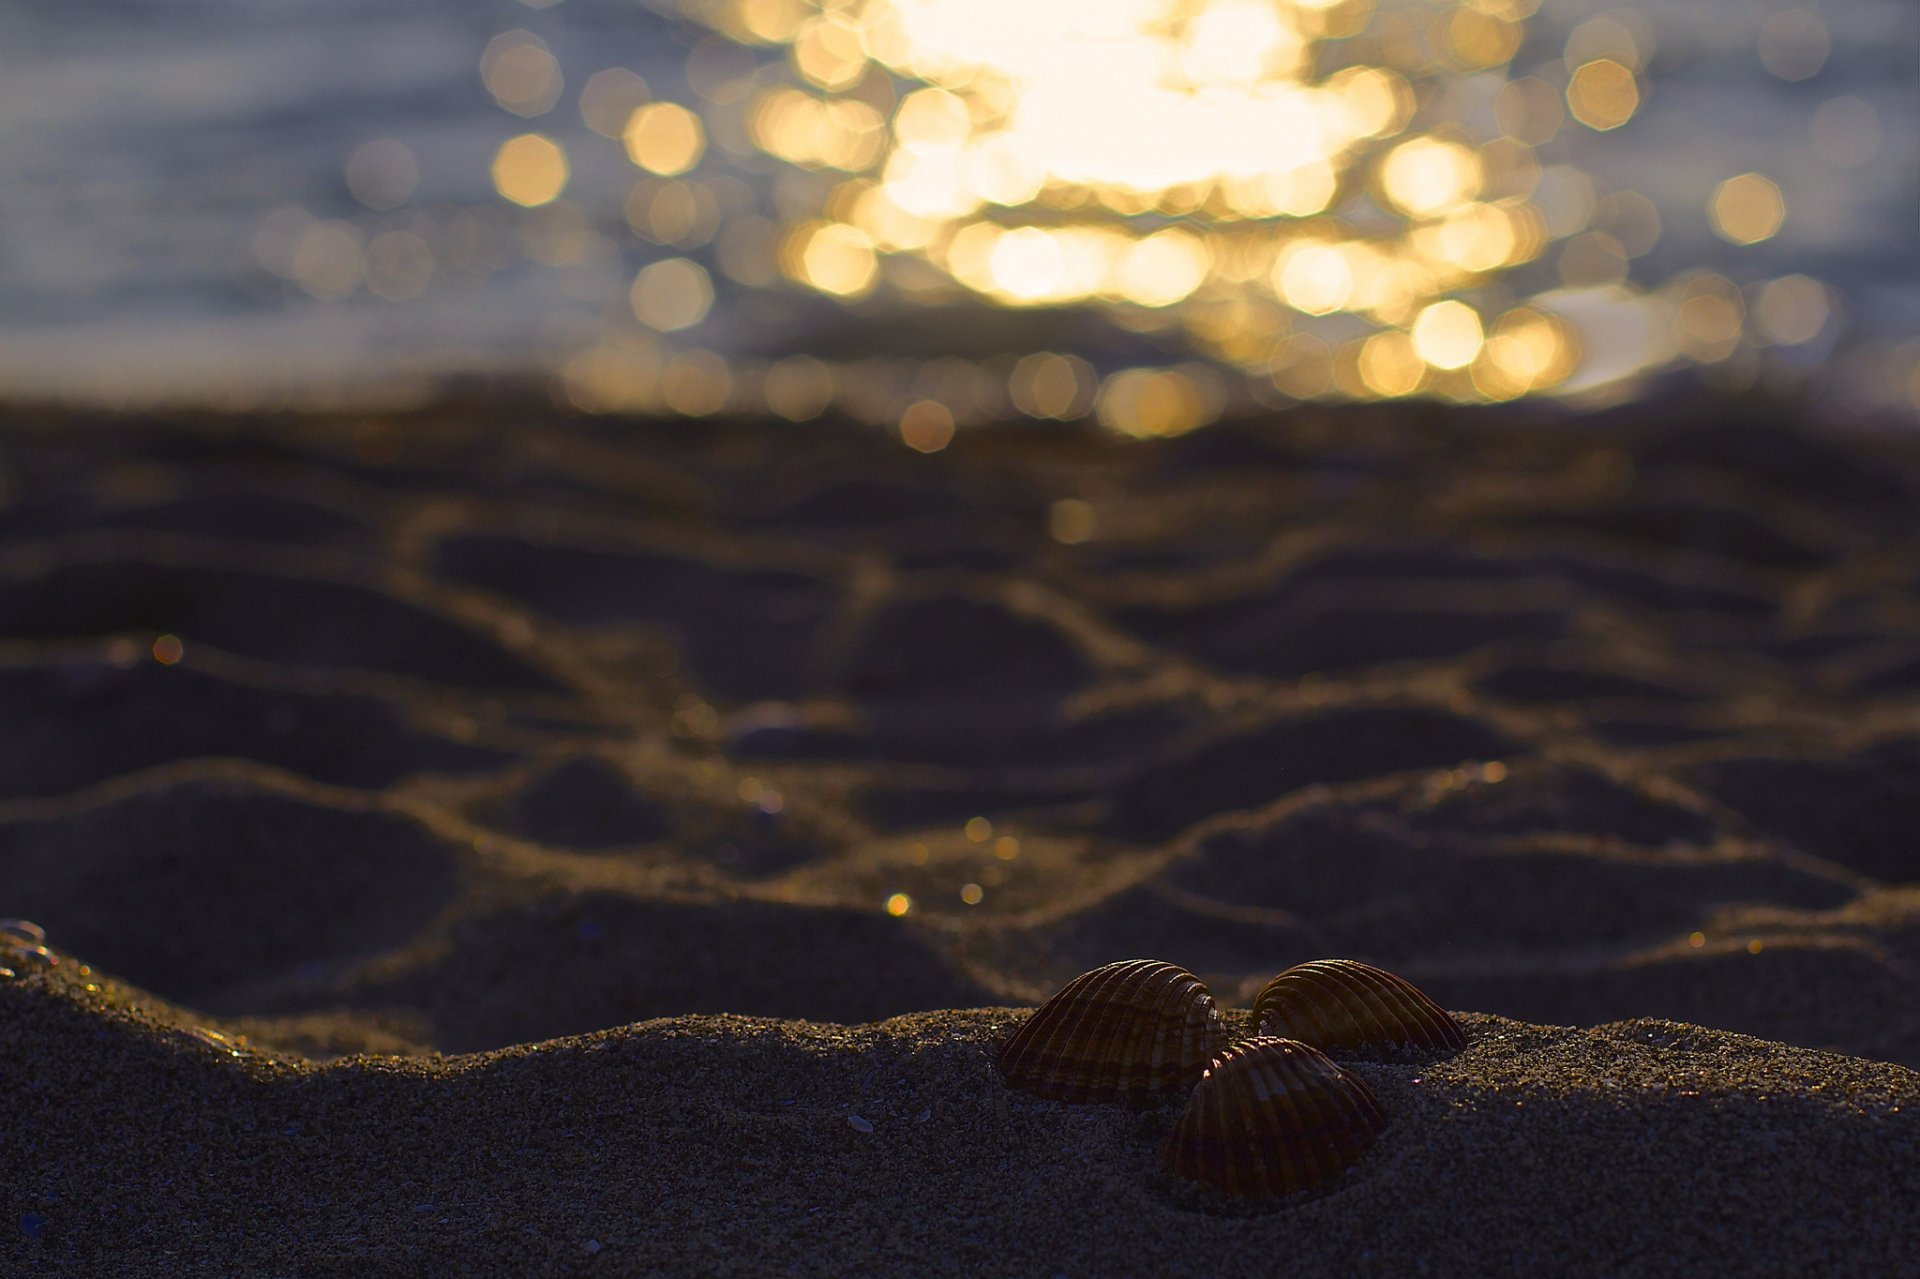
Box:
left=0, top=0, right=1912, bottom=418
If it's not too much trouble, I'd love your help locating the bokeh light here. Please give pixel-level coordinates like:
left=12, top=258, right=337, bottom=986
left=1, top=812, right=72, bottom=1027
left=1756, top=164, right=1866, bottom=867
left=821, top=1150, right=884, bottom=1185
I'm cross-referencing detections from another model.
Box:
left=1758, top=11, right=1830, bottom=83
left=624, top=102, right=707, bottom=175
left=87, top=0, right=1860, bottom=431
left=1709, top=174, right=1785, bottom=246
left=1670, top=272, right=1746, bottom=364
left=898, top=399, right=955, bottom=452
left=791, top=221, right=879, bottom=297
left=630, top=258, right=715, bottom=331
left=482, top=32, right=565, bottom=118
left=1566, top=59, right=1640, bottom=132
left=1756, top=275, right=1830, bottom=346
left=1412, top=301, right=1485, bottom=371
left=581, top=68, right=651, bottom=137
left=492, top=135, right=569, bottom=207
left=442, top=0, right=1908, bottom=429
left=344, top=140, right=419, bottom=212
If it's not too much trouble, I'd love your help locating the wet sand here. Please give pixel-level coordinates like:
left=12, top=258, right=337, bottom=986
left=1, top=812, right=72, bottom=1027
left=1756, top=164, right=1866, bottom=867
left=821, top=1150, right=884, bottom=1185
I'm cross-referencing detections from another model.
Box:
left=2, top=398, right=1917, bottom=1274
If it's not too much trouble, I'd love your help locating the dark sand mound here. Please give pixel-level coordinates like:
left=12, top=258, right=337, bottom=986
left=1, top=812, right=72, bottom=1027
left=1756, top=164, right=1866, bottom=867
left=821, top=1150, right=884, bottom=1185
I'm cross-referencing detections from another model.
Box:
left=4, top=400, right=1920, bottom=1273
left=3, top=966, right=1914, bottom=1278
left=0, top=658, right=509, bottom=797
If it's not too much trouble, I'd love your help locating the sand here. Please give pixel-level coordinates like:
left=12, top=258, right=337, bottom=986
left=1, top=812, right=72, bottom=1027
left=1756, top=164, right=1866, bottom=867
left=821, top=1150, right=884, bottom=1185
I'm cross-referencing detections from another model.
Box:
left=2, top=397, right=1918, bottom=1275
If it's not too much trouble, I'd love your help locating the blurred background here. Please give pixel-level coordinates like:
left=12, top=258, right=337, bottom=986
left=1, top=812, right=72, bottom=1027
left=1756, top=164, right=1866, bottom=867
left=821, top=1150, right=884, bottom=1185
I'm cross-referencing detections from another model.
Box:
left=1, top=0, right=1914, bottom=433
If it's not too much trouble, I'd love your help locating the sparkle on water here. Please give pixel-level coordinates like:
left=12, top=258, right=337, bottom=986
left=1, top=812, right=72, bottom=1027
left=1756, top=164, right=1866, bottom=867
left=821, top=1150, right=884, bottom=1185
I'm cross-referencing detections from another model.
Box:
left=8, top=0, right=1913, bottom=425
left=530, top=0, right=1908, bottom=433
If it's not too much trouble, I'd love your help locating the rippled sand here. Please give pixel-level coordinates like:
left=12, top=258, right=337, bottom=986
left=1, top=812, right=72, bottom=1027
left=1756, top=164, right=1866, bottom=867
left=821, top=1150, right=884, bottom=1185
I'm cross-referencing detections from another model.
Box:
left=2, top=399, right=1917, bottom=1273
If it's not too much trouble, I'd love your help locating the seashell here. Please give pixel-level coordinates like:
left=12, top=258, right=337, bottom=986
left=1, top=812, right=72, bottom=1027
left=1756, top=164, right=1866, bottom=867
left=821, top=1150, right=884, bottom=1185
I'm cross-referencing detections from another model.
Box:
left=1253, top=958, right=1466, bottom=1059
left=1163, top=1036, right=1388, bottom=1198
left=998, top=959, right=1223, bottom=1105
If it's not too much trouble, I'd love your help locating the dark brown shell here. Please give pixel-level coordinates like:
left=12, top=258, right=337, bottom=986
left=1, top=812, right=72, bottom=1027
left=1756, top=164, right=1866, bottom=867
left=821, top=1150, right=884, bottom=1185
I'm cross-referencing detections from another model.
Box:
left=997, top=959, right=1222, bottom=1104
left=1163, top=1036, right=1388, bottom=1198
left=1253, top=959, right=1466, bottom=1059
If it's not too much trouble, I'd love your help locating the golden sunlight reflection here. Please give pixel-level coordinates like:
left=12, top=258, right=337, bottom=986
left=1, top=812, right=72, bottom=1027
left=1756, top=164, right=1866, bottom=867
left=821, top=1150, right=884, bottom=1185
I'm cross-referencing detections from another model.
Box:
left=581, top=68, right=653, bottom=137
left=1096, top=366, right=1221, bottom=438
left=482, top=32, right=565, bottom=118
left=491, top=135, right=569, bottom=207
left=1411, top=300, right=1484, bottom=370
left=631, top=258, right=716, bottom=330
left=344, top=140, right=419, bottom=212
left=1565, top=59, right=1639, bottom=132
left=1669, top=272, right=1746, bottom=364
left=1755, top=275, right=1830, bottom=347
left=1709, top=174, right=1786, bottom=246
left=898, top=398, right=956, bottom=451
left=441, top=0, right=1901, bottom=434
left=625, top=102, right=708, bottom=175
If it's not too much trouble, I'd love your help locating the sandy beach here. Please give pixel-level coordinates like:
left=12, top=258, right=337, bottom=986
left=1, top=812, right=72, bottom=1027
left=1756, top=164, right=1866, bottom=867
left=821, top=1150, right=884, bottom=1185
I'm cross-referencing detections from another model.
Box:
left=2, top=399, right=1917, bottom=1275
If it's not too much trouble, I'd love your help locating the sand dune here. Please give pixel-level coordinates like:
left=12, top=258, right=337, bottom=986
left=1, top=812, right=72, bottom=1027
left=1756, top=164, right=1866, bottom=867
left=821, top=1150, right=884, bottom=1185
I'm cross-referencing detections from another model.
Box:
left=2, top=400, right=1917, bottom=1273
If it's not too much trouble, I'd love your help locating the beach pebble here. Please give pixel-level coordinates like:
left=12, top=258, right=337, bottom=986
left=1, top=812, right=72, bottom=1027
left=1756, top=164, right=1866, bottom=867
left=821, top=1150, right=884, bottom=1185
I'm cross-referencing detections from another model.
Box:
left=846, top=1114, right=873, bottom=1134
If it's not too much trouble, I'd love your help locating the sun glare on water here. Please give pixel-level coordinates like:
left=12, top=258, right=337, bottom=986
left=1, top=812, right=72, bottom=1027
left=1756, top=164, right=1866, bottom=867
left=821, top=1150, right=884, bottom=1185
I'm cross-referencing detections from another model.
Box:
left=445, top=0, right=1899, bottom=431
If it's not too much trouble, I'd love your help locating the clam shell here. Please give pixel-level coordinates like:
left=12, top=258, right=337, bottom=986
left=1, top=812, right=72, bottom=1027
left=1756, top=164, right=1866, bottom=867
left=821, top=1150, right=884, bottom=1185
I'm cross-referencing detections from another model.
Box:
left=997, top=959, right=1222, bottom=1104
left=1163, top=1036, right=1387, bottom=1198
left=1253, top=958, right=1466, bottom=1059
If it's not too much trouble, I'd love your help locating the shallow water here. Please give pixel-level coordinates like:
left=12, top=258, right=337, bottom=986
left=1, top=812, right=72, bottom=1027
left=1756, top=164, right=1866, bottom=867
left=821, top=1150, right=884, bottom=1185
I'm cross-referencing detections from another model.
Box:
left=0, top=0, right=1913, bottom=417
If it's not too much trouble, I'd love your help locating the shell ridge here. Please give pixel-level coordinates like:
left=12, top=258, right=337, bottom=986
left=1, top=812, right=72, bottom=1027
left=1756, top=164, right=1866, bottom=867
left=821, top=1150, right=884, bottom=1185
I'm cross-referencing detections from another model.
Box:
left=1217, top=1043, right=1257, bottom=1195
left=1012, top=967, right=1092, bottom=1095
left=1337, top=961, right=1433, bottom=1050
left=1303, top=1041, right=1380, bottom=1188
left=1257, top=960, right=1465, bottom=1059
left=1106, top=964, right=1165, bottom=1101
left=1078, top=961, right=1146, bottom=1101
left=1314, top=962, right=1382, bottom=1048
left=1299, top=1051, right=1366, bottom=1186
left=1255, top=1046, right=1300, bottom=1196
left=1351, top=960, right=1464, bottom=1053
left=1000, top=959, right=1219, bottom=1105
left=1177, top=977, right=1218, bottom=1089
left=1013, top=962, right=1119, bottom=1099
left=1275, top=1043, right=1331, bottom=1193
left=1165, top=1035, right=1385, bottom=1198
left=1325, top=961, right=1409, bottom=1051
left=1139, top=961, right=1197, bottom=1098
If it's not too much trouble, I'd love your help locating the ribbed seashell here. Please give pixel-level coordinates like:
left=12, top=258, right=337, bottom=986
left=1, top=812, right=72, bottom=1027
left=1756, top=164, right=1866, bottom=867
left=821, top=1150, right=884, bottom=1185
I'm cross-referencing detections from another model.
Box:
left=997, top=959, right=1222, bottom=1105
left=1163, top=1036, right=1388, bottom=1198
left=1253, top=959, right=1466, bottom=1059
